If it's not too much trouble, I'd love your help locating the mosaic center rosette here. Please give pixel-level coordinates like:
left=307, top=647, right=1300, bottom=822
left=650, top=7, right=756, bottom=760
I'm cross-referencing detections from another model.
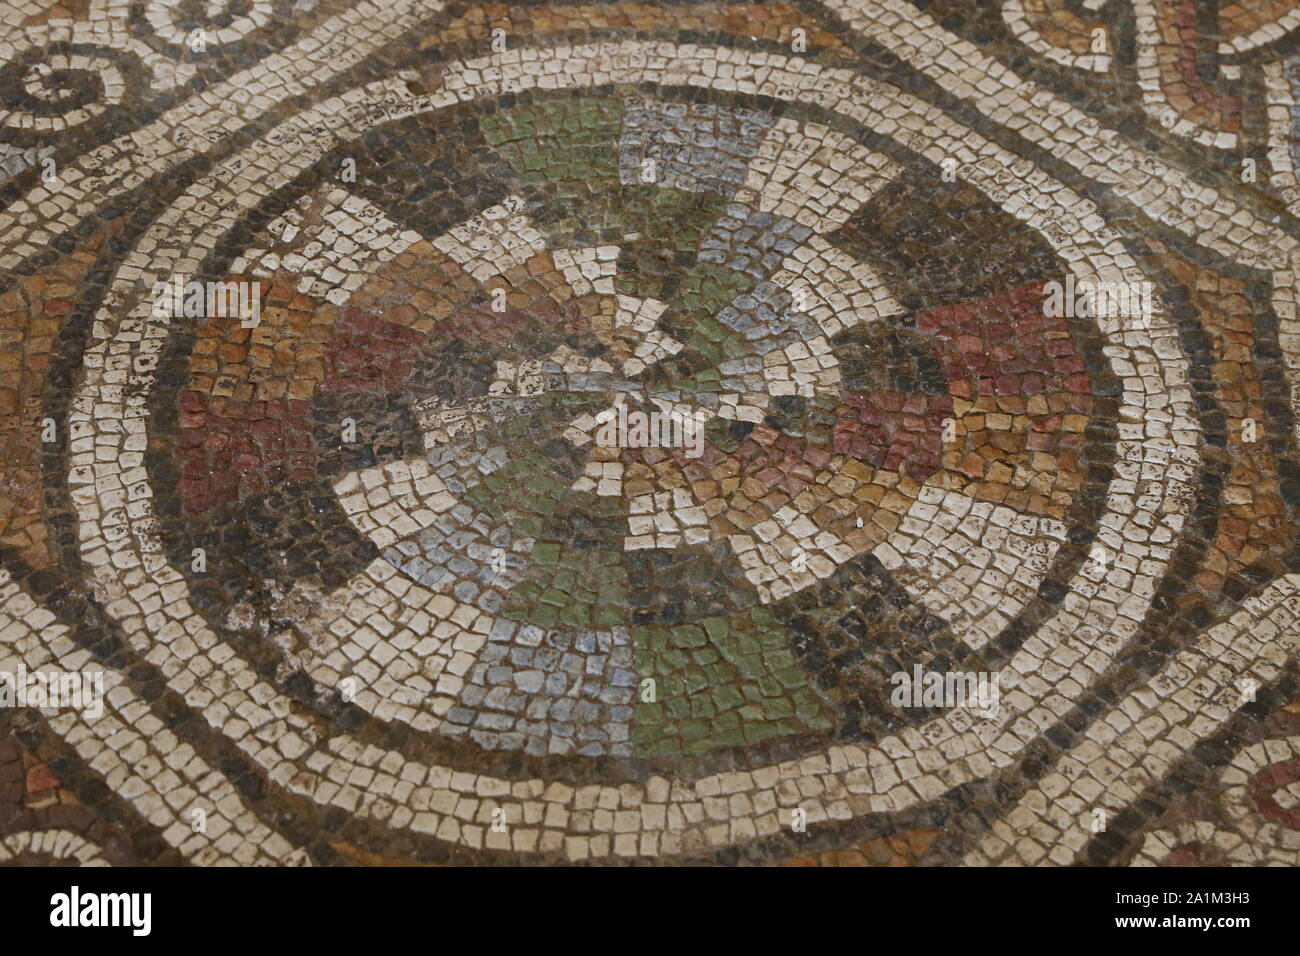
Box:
left=2, top=0, right=1300, bottom=868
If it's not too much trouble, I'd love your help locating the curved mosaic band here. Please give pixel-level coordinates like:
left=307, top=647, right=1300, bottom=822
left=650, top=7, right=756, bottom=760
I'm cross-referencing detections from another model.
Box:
left=0, top=0, right=442, bottom=269
left=0, top=828, right=110, bottom=866
left=965, top=574, right=1300, bottom=866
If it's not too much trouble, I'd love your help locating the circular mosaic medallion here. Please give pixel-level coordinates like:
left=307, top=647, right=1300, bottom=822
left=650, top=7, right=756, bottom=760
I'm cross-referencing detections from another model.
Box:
left=70, top=54, right=1201, bottom=860
left=152, top=90, right=1129, bottom=765
left=6, top=3, right=1300, bottom=868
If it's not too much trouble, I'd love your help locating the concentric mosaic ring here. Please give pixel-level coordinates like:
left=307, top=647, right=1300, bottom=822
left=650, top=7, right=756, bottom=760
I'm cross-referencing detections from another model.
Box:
left=9, top=0, right=1300, bottom=869
left=1219, top=735, right=1300, bottom=855
left=0, top=829, right=110, bottom=866
left=47, top=41, right=1207, bottom=862
left=143, top=0, right=275, bottom=48
left=0, top=0, right=290, bottom=137
left=1131, top=732, right=1300, bottom=866
left=1131, top=821, right=1262, bottom=867
left=0, top=40, right=129, bottom=132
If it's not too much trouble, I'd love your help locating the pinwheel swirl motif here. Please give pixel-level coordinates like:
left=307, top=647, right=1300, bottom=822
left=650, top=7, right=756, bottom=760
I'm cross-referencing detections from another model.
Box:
left=169, top=99, right=1097, bottom=764
left=44, top=29, right=1261, bottom=864
left=0, top=0, right=282, bottom=137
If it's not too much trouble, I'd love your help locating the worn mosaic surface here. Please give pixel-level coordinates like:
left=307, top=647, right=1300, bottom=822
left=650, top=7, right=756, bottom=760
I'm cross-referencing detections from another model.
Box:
left=2, top=0, right=1300, bottom=867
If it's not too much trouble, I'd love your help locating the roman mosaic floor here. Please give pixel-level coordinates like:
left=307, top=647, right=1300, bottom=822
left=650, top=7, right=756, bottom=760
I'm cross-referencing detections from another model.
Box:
left=1, top=0, right=1300, bottom=869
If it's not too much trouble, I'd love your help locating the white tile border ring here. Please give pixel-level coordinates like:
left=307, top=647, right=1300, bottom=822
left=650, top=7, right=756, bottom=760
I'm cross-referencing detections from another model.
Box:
left=0, top=569, right=309, bottom=866
left=1130, top=820, right=1262, bottom=866
left=1263, top=59, right=1300, bottom=219
left=1129, top=731, right=1300, bottom=866
left=1000, top=0, right=1110, bottom=74
left=964, top=574, right=1300, bottom=865
left=819, top=0, right=1288, bottom=262
left=0, top=829, right=111, bottom=866
left=145, top=0, right=275, bottom=48
left=1218, top=8, right=1300, bottom=56
left=822, top=0, right=1300, bottom=453
left=1218, top=734, right=1300, bottom=855
left=1130, top=0, right=1238, bottom=150
left=50, top=39, right=1206, bottom=858
left=31, top=40, right=1214, bottom=860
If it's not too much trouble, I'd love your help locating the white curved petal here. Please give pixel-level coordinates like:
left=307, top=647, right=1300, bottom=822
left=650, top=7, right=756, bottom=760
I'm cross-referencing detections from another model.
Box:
left=873, top=488, right=1067, bottom=651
